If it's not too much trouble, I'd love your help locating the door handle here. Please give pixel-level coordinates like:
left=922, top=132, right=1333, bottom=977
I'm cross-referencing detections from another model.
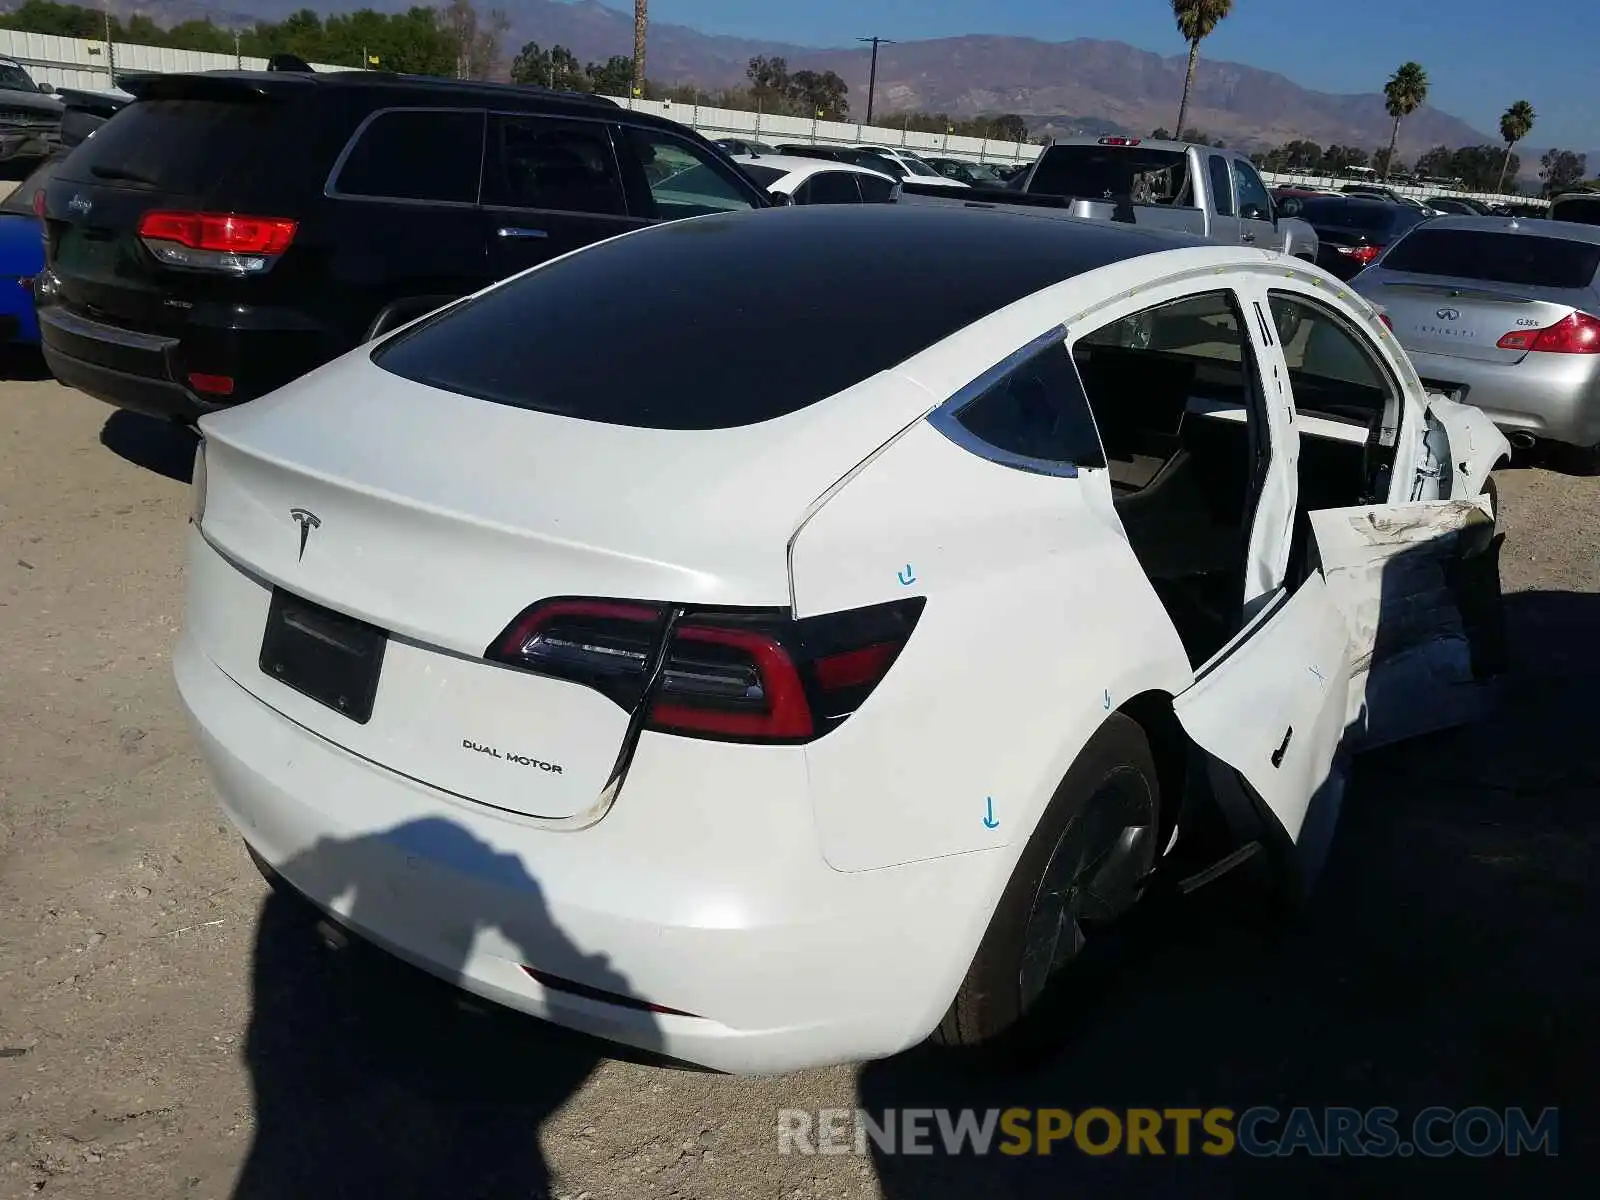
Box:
left=496, top=226, right=549, bottom=240
left=1241, top=232, right=1258, bottom=244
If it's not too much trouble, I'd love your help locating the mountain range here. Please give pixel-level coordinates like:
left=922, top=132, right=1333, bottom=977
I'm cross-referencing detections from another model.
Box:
left=123, top=0, right=1573, bottom=166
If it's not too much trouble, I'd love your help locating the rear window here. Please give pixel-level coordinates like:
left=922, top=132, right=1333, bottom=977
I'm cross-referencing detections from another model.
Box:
left=1551, top=196, right=1600, bottom=227
left=1028, top=146, right=1190, bottom=204
left=736, top=163, right=786, bottom=188
left=1380, top=227, right=1600, bottom=289
left=57, top=99, right=278, bottom=194
left=373, top=204, right=1165, bottom=430
left=1298, top=199, right=1402, bottom=232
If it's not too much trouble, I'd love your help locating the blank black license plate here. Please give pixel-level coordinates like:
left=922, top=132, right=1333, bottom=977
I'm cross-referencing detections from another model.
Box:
left=259, top=589, right=388, bottom=724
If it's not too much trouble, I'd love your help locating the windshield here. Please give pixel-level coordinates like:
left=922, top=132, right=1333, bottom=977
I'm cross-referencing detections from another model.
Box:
left=837, top=149, right=903, bottom=178
left=1027, top=146, right=1190, bottom=203
left=736, top=163, right=786, bottom=188
left=1381, top=227, right=1600, bottom=289
left=0, top=62, right=34, bottom=91
left=899, top=156, right=942, bottom=179
left=1299, top=199, right=1403, bottom=233
left=1552, top=197, right=1600, bottom=227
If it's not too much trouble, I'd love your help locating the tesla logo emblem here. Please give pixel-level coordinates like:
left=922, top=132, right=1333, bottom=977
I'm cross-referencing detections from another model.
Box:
left=67, top=194, right=91, bottom=216
left=289, top=508, right=321, bottom=561
left=1436, top=307, right=1461, bottom=321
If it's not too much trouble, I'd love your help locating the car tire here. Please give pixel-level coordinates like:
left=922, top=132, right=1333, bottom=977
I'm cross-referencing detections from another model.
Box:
left=932, top=713, right=1160, bottom=1051
left=1553, top=441, right=1600, bottom=477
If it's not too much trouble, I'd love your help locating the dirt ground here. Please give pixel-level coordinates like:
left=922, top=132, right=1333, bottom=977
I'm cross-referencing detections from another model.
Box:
left=1, top=371, right=1595, bottom=1199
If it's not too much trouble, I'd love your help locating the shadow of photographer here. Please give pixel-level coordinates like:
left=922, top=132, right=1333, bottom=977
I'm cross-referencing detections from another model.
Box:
left=234, top=816, right=664, bottom=1200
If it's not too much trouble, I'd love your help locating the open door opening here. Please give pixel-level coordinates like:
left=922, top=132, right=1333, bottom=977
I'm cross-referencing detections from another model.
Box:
left=1073, top=289, right=1272, bottom=667
left=1262, top=291, right=1406, bottom=580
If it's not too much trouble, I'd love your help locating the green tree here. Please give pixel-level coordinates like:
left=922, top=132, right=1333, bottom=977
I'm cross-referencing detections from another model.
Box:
left=787, top=68, right=849, bottom=119
left=1541, top=148, right=1587, bottom=197
left=1381, top=61, right=1428, bottom=181
left=1496, top=99, right=1536, bottom=193
left=1170, top=0, right=1234, bottom=149
left=510, top=41, right=587, bottom=89
left=987, top=114, right=1029, bottom=143
left=588, top=55, right=634, bottom=97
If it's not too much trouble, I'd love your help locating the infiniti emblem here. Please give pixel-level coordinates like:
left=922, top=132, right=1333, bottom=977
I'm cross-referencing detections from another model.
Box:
left=67, top=193, right=91, bottom=217
left=289, top=508, right=321, bottom=561
left=1436, top=307, right=1461, bottom=321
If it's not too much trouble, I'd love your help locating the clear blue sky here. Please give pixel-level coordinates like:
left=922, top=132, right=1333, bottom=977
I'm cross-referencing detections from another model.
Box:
left=645, top=0, right=1595, bottom=150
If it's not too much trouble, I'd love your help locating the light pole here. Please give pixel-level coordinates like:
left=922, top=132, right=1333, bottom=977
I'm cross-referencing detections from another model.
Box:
left=856, top=36, right=895, bottom=126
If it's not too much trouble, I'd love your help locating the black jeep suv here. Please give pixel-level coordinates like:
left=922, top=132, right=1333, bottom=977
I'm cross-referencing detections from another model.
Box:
left=37, top=70, right=768, bottom=420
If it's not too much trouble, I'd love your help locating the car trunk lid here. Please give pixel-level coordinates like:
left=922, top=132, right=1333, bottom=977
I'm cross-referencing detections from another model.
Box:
left=1369, top=279, right=1577, bottom=364
left=1367, top=223, right=1600, bottom=364
left=193, top=351, right=926, bottom=820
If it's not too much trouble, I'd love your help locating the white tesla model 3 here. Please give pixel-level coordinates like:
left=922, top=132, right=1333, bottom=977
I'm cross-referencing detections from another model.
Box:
left=176, top=204, right=1510, bottom=1074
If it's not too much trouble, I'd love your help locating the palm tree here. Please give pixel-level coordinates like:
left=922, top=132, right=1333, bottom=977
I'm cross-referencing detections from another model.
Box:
left=632, top=1, right=648, bottom=98
left=1171, top=0, right=1234, bottom=143
left=1381, top=62, right=1429, bottom=181
left=1496, top=99, right=1537, bottom=193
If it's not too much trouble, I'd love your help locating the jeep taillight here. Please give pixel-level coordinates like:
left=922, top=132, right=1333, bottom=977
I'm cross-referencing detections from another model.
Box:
left=486, top=597, right=925, bottom=744
left=137, top=210, right=298, bottom=274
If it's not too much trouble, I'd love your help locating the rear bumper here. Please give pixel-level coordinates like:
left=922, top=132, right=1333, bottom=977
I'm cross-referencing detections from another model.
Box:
left=37, top=300, right=335, bottom=416
left=173, top=624, right=1006, bottom=1075
left=1403, top=346, right=1600, bottom=448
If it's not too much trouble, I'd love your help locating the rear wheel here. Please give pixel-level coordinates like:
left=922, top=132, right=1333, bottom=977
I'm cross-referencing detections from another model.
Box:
left=933, top=714, right=1159, bottom=1050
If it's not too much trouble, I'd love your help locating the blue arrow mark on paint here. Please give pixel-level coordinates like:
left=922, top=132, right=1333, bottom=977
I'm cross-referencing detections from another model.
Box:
left=982, top=796, right=999, bottom=830
left=897, top=564, right=916, bottom=586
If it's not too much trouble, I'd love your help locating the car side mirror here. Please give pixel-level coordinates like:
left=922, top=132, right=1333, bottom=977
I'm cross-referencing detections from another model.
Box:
left=38, top=82, right=56, bottom=94
left=768, top=188, right=794, bottom=206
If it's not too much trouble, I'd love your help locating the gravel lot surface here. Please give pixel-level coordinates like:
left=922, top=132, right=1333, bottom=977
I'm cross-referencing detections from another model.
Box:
left=1, top=372, right=1594, bottom=1198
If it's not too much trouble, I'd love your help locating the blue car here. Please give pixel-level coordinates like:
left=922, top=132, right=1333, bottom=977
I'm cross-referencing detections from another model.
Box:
left=0, top=155, right=55, bottom=347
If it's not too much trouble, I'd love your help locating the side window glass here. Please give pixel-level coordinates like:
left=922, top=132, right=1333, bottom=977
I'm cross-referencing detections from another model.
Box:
left=1267, top=292, right=1397, bottom=437
left=941, top=337, right=1105, bottom=470
left=483, top=115, right=626, bottom=216
left=1208, top=155, right=1235, bottom=217
left=1231, top=159, right=1273, bottom=220
left=804, top=172, right=862, bottom=205
left=621, top=127, right=759, bottom=219
left=334, top=109, right=485, bottom=204
left=857, top=175, right=897, bottom=203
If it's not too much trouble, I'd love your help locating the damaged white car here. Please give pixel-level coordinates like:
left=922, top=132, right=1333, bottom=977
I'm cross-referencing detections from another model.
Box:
left=175, top=204, right=1510, bottom=1074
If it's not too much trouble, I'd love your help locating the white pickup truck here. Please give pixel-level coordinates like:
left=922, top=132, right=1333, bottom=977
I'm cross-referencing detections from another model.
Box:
left=902, top=135, right=1320, bottom=263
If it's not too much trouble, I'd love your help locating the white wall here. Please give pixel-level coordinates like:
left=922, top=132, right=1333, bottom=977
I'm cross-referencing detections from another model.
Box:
left=0, top=28, right=345, bottom=89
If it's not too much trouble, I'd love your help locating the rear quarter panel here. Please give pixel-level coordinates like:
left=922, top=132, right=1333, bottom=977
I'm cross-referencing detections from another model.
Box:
left=789, top=415, right=1192, bottom=874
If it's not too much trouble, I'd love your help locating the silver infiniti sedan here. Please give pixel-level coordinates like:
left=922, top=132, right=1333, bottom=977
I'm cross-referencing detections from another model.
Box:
left=1352, top=215, right=1600, bottom=468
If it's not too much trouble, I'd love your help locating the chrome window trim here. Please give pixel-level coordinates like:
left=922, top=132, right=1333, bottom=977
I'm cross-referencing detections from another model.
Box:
left=925, top=323, right=1082, bottom=479
left=324, top=105, right=489, bottom=207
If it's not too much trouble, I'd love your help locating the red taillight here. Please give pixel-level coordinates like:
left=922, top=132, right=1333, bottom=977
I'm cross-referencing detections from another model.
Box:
left=187, top=372, right=236, bottom=396
left=486, top=597, right=924, bottom=744
left=137, top=210, right=297, bottom=274
left=1099, top=137, right=1142, bottom=147
left=31, top=189, right=45, bottom=218
left=1496, top=311, right=1600, bottom=354
left=1380, top=313, right=1394, bottom=330
left=1336, top=244, right=1382, bottom=265
left=137, top=210, right=297, bottom=254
